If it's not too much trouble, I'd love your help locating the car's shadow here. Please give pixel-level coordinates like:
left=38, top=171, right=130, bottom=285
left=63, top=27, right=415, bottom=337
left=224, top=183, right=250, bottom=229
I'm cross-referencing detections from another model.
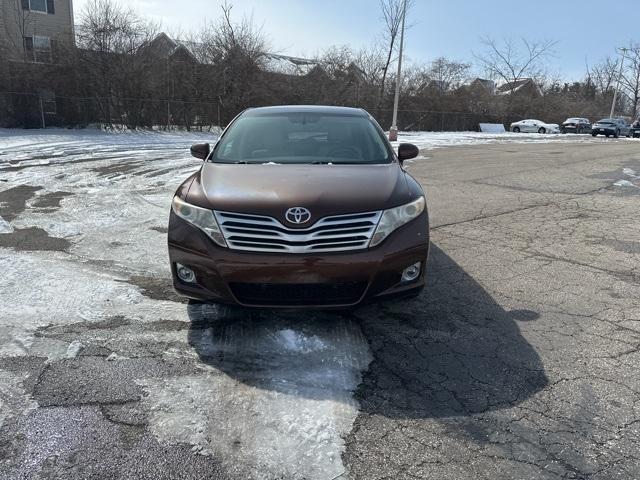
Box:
left=186, top=243, right=547, bottom=418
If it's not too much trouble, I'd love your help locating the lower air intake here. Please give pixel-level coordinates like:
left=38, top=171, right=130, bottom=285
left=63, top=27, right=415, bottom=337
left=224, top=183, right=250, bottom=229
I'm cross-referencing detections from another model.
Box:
left=229, top=282, right=368, bottom=306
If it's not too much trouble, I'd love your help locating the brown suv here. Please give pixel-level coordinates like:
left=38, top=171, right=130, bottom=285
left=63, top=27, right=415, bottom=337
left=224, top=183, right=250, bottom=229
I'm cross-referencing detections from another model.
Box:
left=168, top=106, right=429, bottom=308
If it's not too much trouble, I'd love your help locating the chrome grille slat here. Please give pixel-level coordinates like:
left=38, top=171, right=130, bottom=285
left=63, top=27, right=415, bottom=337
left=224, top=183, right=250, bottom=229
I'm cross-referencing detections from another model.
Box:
left=215, top=210, right=382, bottom=253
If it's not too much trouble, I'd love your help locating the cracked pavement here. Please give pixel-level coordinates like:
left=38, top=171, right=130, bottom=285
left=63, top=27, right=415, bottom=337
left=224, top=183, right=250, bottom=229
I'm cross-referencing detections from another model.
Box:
left=1, top=132, right=639, bottom=479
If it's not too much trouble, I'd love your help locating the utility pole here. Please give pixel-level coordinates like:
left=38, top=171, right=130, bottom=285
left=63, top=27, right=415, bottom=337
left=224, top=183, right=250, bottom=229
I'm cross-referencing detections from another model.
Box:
left=610, top=47, right=629, bottom=118
left=389, top=0, right=407, bottom=141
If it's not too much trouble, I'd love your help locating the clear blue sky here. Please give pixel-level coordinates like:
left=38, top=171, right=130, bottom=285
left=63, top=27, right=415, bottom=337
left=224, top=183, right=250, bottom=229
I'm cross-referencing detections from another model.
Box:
left=75, top=0, right=636, bottom=81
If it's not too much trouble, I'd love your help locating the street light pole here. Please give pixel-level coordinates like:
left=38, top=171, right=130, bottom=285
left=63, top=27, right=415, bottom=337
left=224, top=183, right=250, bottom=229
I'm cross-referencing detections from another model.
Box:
left=389, top=0, right=407, bottom=141
left=610, top=47, right=629, bottom=118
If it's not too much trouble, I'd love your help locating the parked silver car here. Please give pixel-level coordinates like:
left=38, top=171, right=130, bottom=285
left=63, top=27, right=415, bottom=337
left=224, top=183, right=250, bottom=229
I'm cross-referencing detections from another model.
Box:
left=510, top=119, right=560, bottom=134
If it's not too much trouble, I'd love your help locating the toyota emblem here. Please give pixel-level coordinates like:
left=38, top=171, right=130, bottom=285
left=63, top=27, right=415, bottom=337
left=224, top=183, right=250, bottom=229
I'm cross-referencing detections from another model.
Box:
left=285, top=207, right=312, bottom=225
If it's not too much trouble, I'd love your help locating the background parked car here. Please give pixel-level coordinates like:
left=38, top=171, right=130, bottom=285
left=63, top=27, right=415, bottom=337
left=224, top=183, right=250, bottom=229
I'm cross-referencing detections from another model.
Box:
left=510, top=119, right=560, bottom=134
left=631, top=120, right=640, bottom=138
left=591, top=118, right=631, bottom=138
left=561, top=118, right=591, bottom=134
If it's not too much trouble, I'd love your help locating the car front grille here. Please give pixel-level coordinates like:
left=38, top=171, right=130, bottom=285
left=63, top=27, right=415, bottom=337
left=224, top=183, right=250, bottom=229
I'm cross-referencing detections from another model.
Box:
left=214, top=210, right=382, bottom=253
left=229, top=282, right=368, bottom=306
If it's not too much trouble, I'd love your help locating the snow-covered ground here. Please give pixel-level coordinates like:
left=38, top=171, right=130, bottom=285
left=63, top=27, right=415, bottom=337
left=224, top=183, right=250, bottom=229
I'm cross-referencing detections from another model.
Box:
left=0, top=127, right=368, bottom=480
left=0, top=127, right=637, bottom=479
left=391, top=130, right=640, bottom=152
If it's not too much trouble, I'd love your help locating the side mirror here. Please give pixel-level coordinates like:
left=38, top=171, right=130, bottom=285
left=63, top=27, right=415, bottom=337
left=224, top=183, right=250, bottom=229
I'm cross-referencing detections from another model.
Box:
left=397, top=143, right=419, bottom=163
left=190, top=143, right=210, bottom=160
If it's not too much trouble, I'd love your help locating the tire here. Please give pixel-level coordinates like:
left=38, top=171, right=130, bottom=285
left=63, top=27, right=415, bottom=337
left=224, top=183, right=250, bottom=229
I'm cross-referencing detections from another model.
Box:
left=614, top=130, right=620, bottom=139
left=513, top=127, right=520, bottom=133
left=592, top=132, right=598, bottom=137
left=538, top=127, right=546, bottom=134
left=606, top=134, right=610, bottom=138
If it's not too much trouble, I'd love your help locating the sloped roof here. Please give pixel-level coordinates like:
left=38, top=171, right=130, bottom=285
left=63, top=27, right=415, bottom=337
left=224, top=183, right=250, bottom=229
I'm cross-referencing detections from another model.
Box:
left=261, top=53, right=322, bottom=76
left=469, top=78, right=496, bottom=92
left=496, top=78, right=542, bottom=96
left=146, top=33, right=322, bottom=76
left=145, top=33, right=199, bottom=62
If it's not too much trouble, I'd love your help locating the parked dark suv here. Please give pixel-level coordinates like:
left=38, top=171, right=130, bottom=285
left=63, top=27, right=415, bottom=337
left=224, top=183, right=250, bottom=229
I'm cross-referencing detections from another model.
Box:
left=168, top=106, right=429, bottom=308
left=631, top=119, right=640, bottom=138
left=591, top=118, right=632, bottom=138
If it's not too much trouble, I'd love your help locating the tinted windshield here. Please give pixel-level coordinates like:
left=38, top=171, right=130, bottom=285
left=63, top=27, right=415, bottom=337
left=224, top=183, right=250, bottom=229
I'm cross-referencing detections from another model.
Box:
left=597, top=119, right=615, bottom=124
left=212, top=112, right=392, bottom=164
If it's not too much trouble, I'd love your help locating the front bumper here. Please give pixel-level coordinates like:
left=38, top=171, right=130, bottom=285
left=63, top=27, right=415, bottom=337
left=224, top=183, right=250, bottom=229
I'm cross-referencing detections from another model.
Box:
left=592, top=127, right=616, bottom=135
left=167, top=211, right=429, bottom=308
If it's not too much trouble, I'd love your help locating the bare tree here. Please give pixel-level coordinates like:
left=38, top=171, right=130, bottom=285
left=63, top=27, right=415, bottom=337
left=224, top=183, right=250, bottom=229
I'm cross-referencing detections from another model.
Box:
left=474, top=37, right=556, bottom=93
left=2, top=0, right=35, bottom=60
left=377, top=0, right=413, bottom=106
left=197, top=1, right=267, bottom=65
left=589, top=56, right=619, bottom=95
left=427, top=57, right=471, bottom=94
left=195, top=1, right=269, bottom=121
left=76, top=0, right=159, bottom=127
left=620, top=45, right=640, bottom=118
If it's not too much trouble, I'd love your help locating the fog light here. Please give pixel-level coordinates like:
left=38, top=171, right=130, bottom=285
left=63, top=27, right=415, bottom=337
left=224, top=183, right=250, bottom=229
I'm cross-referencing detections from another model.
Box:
left=402, top=262, right=422, bottom=283
left=176, top=263, right=196, bottom=284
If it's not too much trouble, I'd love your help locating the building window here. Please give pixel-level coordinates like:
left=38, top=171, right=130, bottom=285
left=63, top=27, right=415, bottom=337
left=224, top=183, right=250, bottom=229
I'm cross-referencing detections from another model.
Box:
left=21, top=0, right=55, bottom=14
left=24, top=35, right=52, bottom=63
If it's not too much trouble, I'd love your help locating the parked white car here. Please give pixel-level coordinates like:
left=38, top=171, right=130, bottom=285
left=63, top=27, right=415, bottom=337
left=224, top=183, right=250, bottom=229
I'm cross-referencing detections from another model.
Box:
left=510, top=119, right=560, bottom=134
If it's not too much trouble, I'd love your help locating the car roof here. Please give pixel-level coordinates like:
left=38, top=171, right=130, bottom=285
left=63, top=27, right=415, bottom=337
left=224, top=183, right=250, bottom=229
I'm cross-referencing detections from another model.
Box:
left=242, top=105, right=368, bottom=117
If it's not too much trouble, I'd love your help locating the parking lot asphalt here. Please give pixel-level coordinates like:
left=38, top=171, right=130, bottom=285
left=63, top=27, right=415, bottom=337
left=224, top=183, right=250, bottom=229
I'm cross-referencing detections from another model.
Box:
left=1, top=136, right=639, bottom=479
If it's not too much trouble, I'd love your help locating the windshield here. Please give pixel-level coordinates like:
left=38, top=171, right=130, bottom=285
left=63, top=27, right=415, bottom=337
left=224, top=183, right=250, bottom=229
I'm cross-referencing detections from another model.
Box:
left=596, top=119, right=615, bottom=124
left=211, top=112, right=392, bottom=164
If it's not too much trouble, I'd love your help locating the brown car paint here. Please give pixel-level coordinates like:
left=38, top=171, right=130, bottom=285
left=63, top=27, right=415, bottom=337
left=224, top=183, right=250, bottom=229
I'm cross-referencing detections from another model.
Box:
left=168, top=106, right=429, bottom=308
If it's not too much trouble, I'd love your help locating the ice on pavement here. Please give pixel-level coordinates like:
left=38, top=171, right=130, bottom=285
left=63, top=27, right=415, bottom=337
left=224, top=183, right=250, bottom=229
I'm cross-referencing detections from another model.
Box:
left=275, top=329, right=328, bottom=353
left=141, top=307, right=371, bottom=480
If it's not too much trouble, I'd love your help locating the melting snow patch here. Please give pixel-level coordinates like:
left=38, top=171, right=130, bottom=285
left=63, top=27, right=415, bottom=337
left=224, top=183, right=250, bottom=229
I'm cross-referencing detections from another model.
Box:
left=106, top=352, right=129, bottom=362
left=614, top=180, right=638, bottom=188
left=275, top=329, right=328, bottom=353
left=0, top=216, right=13, bottom=234
left=65, top=340, right=83, bottom=358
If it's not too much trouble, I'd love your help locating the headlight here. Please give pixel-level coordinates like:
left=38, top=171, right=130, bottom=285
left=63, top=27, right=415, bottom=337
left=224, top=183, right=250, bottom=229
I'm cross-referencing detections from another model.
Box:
left=370, top=196, right=426, bottom=247
left=172, top=196, right=227, bottom=247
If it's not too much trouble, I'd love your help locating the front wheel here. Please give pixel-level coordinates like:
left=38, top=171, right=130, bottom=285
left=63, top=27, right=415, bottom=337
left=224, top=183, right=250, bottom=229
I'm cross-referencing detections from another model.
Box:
left=614, top=130, right=620, bottom=139
left=538, top=127, right=546, bottom=134
left=592, top=132, right=598, bottom=137
left=513, top=127, right=520, bottom=133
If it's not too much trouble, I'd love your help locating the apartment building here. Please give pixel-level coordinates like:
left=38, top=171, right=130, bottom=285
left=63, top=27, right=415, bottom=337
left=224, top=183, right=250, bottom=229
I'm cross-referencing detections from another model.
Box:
left=0, top=0, right=74, bottom=62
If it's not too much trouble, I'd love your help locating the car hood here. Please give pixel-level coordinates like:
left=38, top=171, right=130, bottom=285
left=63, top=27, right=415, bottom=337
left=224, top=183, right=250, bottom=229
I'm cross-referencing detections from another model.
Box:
left=187, top=162, right=413, bottom=225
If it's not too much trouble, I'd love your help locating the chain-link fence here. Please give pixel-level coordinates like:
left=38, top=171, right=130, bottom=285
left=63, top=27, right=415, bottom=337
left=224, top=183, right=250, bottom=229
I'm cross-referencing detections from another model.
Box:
left=0, top=91, right=225, bottom=130
left=369, top=108, right=508, bottom=132
left=1, top=91, right=517, bottom=132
